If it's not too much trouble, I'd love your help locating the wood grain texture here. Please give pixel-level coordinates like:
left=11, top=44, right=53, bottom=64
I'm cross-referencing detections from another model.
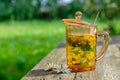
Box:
left=21, top=40, right=120, bottom=80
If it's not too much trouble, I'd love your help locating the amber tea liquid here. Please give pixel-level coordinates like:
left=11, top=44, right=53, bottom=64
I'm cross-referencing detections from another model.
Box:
left=66, top=35, right=96, bottom=72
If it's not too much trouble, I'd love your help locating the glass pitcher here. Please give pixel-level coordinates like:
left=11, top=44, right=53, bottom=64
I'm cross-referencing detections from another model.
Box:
left=63, top=11, right=109, bottom=72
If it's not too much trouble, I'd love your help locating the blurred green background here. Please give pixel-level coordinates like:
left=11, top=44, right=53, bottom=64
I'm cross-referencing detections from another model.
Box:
left=0, top=0, right=120, bottom=80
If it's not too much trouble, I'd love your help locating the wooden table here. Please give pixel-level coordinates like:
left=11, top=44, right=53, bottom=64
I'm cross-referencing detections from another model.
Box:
left=21, top=36, right=120, bottom=80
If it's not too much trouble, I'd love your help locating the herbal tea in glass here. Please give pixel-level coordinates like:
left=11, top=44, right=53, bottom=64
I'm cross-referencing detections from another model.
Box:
left=66, top=35, right=96, bottom=71
left=63, top=11, right=109, bottom=72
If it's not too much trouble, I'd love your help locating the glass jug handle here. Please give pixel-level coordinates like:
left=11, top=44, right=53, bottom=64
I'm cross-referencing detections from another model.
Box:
left=96, top=31, right=109, bottom=61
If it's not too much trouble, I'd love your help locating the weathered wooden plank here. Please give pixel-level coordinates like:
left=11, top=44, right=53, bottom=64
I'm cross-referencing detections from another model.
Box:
left=21, top=40, right=120, bottom=80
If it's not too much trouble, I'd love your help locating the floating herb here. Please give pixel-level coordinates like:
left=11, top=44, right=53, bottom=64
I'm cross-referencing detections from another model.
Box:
left=80, top=41, right=93, bottom=51
left=81, top=62, right=89, bottom=66
left=72, top=49, right=79, bottom=55
left=72, top=58, right=76, bottom=61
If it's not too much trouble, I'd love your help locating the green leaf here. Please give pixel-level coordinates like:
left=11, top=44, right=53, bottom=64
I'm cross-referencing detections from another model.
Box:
left=81, top=41, right=92, bottom=51
left=81, top=62, right=89, bottom=66
left=72, top=49, right=79, bottom=55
